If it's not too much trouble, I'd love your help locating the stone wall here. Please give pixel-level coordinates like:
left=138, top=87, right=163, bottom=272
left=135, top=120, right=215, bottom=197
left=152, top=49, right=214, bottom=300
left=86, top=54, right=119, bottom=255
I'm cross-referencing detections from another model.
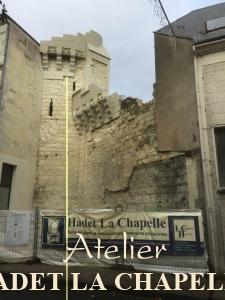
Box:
left=72, top=98, right=189, bottom=210
left=35, top=31, right=193, bottom=212
left=36, top=74, right=190, bottom=211
left=155, top=34, right=200, bottom=152
left=104, top=156, right=188, bottom=210
left=34, top=61, right=74, bottom=209
left=0, top=20, right=42, bottom=209
left=35, top=32, right=110, bottom=209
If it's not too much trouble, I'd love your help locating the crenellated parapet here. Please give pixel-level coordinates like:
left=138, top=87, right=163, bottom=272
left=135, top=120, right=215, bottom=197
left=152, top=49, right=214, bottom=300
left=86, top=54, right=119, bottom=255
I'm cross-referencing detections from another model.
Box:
left=40, top=33, right=86, bottom=71
left=73, top=84, right=121, bottom=133
left=40, top=30, right=110, bottom=69
left=40, top=31, right=110, bottom=94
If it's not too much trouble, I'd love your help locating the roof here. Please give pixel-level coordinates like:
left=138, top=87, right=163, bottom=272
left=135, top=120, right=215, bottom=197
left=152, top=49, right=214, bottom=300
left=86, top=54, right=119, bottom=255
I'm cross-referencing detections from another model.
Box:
left=157, top=2, right=225, bottom=44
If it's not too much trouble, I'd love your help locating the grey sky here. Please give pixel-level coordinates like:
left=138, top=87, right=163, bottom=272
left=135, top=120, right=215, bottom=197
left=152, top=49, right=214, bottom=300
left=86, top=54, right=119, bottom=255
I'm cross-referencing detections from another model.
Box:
left=4, top=0, right=223, bottom=100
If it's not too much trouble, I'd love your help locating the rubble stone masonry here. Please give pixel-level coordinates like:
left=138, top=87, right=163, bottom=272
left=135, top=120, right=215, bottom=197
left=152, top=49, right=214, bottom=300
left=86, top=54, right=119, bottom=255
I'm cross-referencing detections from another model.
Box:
left=35, top=85, right=189, bottom=210
left=72, top=99, right=189, bottom=210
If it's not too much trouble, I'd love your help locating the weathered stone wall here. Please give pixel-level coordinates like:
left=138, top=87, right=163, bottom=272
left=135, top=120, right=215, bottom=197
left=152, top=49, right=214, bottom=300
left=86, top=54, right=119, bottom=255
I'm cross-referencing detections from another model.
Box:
left=36, top=76, right=190, bottom=211
left=34, top=59, right=75, bottom=209
left=155, top=34, right=200, bottom=152
left=35, top=32, right=110, bottom=209
left=104, top=156, right=188, bottom=210
left=72, top=99, right=189, bottom=210
left=35, top=31, right=194, bottom=212
left=91, top=58, right=109, bottom=93
left=0, top=21, right=42, bottom=209
left=73, top=84, right=121, bottom=133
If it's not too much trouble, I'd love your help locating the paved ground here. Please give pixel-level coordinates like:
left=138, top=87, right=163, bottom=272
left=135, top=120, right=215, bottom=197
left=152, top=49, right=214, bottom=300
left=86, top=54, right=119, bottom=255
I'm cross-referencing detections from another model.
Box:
left=0, top=262, right=225, bottom=299
left=0, top=290, right=159, bottom=300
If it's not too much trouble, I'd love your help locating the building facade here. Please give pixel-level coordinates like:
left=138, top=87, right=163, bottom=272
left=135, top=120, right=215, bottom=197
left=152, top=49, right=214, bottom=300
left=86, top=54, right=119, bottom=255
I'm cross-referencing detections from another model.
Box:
left=155, top=2, right=225, bottom=273
left=0, top=19, right=42, bottom=210
left=0, top=3, right=225, bottom=273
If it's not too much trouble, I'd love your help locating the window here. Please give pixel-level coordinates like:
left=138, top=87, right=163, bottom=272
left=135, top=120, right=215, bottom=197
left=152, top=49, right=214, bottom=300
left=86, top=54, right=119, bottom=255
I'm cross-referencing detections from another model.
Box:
left=49, top=99, right=53, bottom=116
left=0, top=163, right=15, bottom=209
left=214, top=127, right=225, bottom=188
left=206, top=16, right=225, bottom=32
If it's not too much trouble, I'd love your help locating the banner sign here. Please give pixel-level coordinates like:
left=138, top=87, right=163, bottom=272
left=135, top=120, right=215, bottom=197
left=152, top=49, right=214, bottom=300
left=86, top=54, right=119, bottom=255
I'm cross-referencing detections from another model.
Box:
left=41, top=210, right=205, bottom=256
left=42, top=216, right=65, bottom=247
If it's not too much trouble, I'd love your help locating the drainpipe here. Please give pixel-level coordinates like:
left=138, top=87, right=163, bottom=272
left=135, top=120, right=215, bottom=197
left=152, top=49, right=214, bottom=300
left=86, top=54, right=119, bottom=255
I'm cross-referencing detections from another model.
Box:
left=193, top=44, right=219, bottom=272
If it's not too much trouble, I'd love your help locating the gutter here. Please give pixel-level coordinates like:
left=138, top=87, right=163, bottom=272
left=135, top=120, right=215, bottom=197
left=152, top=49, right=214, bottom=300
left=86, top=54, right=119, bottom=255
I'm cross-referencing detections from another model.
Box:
left=194, top=34, right=225, bottom=45
left=153, top=31, right=193, bottom=40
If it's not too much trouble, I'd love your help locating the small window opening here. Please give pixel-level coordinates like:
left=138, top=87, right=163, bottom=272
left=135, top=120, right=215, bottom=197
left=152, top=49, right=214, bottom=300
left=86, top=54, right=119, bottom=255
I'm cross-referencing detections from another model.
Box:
left=206, top=16, right=225, bottom=32
left=49, top=99, right=53, bottom=117
left=0, top=163, right=15, bottom=210
left=214, top=127, right=225, bottom=188
left=73, top=82, right=76, bottom=91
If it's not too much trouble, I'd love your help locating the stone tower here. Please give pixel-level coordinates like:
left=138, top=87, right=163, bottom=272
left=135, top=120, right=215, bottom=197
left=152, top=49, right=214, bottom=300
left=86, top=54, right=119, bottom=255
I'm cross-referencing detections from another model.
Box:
left=35, top=31, right=111, bottom=209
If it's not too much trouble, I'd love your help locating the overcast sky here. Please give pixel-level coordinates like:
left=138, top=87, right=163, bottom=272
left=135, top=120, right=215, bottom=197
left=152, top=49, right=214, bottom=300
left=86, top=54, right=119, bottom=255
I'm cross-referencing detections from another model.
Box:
left=4, top=0, right=223, bottom=100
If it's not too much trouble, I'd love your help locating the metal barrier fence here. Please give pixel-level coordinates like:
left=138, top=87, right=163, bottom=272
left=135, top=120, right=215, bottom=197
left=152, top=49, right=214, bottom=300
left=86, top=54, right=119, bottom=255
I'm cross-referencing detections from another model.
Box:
left=0, top=208, right=220, bottom=273
left=36, top=209, right=209, bottom=273
left=0, top=210, right=35, bottom=263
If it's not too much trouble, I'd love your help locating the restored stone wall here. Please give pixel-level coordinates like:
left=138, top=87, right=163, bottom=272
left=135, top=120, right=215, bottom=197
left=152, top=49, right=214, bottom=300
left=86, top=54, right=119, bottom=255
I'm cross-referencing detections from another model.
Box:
left=0, top=21, right=42, bottom=209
